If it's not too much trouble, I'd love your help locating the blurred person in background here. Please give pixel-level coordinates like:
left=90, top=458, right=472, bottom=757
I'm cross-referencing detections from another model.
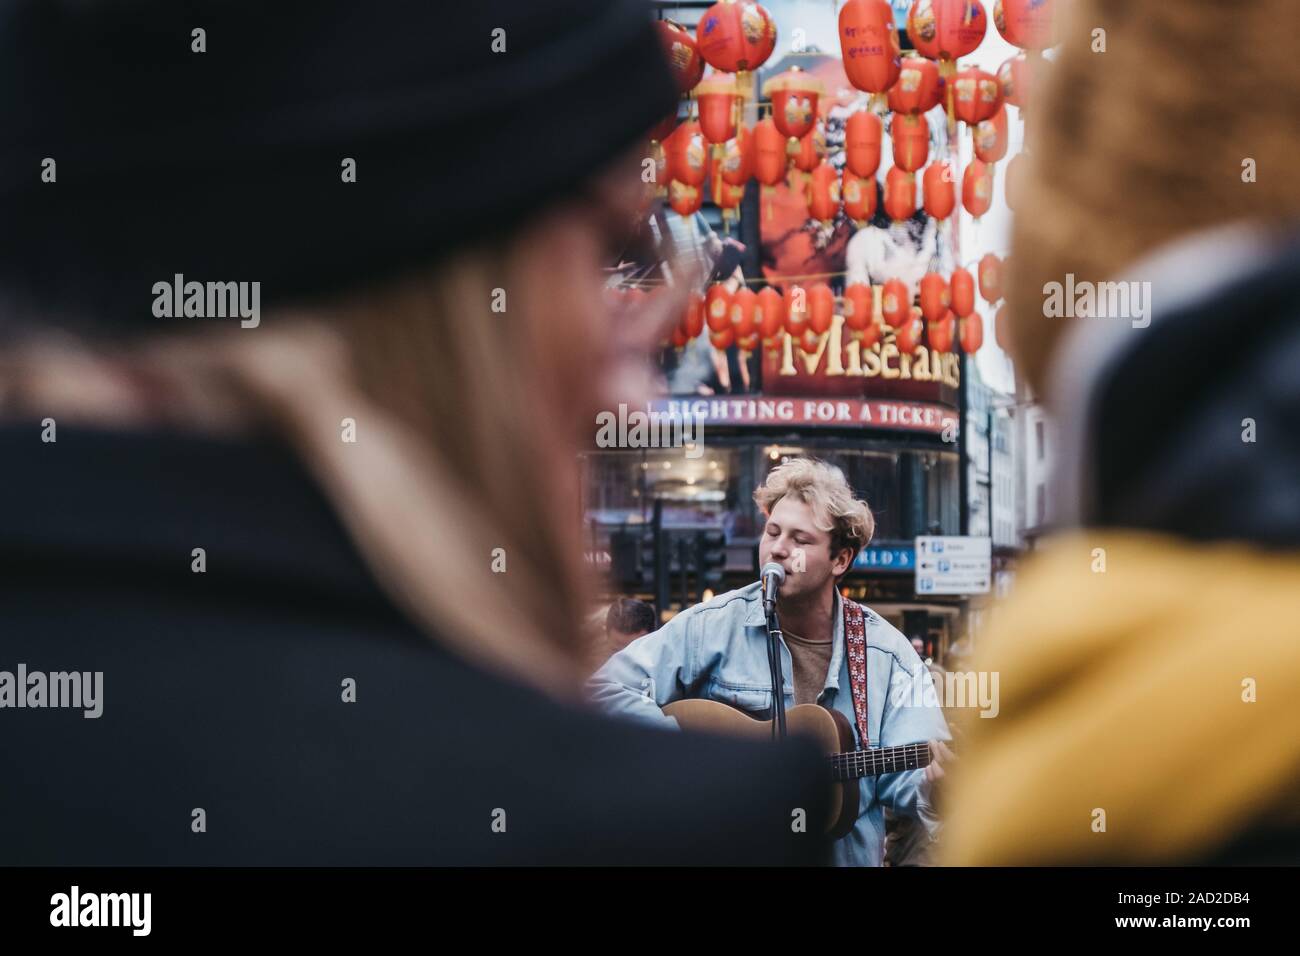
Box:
left=604, top=598, right=658, bottom=658
left=943, top=0, right=1300, bottom=865
left=0, top=0, right=830, bottom=865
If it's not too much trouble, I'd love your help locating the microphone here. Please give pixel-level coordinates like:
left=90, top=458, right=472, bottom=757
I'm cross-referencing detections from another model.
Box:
left=760, top=562, right=785, bottom=614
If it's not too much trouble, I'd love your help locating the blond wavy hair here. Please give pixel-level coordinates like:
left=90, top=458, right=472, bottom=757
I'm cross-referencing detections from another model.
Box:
left=754, top=458, right=874, bottom=565
left=1007, top=0, right=1300, bottom=396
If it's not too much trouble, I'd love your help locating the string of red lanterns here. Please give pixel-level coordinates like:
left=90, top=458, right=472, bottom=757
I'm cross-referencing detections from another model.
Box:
left=644, top=0, right=1054, bottom=359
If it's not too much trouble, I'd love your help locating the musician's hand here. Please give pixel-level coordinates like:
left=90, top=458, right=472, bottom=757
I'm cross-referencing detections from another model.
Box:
left=924, top=739, right=955, bottom=785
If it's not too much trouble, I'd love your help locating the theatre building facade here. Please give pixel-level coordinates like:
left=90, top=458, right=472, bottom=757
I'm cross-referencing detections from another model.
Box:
left=581, top=316, right=972, bottom=661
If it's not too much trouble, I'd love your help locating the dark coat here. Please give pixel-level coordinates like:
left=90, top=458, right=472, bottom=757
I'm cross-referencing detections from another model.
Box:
left=0, top=425, right=829, bottom=865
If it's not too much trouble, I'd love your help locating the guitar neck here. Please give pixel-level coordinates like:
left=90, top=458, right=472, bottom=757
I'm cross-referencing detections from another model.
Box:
left=829, top=743, right=932, bottom=781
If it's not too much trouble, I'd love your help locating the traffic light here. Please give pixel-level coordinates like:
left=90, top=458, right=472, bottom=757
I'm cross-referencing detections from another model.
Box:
left=608, top=529, right=643, bottom=588
left=696, top=529, right=727, bottom=590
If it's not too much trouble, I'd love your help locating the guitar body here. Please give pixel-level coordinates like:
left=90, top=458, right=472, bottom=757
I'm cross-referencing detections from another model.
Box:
left=663, top=699, right=861, bottom=839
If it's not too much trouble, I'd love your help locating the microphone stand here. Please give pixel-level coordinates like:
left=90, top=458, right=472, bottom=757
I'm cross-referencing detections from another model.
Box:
left=763, top=592, right=788, bottom=741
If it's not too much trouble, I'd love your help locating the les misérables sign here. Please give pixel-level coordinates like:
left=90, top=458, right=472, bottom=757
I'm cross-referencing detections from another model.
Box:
left=762, top=312, right=960, bottom=402
left=757, top=313, right=959, bottom=434
left=651, top=312, right=960, bottom=436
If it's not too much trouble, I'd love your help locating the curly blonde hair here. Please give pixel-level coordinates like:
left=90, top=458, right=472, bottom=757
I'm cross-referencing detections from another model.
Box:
left=754, top=458, right=875, bottom=565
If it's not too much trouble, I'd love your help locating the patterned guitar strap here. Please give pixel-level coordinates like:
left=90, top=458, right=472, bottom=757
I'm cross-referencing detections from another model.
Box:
left=842, top=598, right=871, bottom=748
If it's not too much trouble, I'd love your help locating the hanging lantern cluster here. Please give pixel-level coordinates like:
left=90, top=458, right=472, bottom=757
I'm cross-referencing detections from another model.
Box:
left=650, top=0, right=1053, bottom=360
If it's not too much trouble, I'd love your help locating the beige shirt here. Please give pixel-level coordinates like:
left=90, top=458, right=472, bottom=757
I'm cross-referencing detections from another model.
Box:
left=783, top=627, right=835, bottom=706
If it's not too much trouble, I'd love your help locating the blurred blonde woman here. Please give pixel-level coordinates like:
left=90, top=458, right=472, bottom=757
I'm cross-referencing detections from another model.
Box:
left=944, top=0, right=1300, bottom=864
left=0, top=0, right=829, bottom=865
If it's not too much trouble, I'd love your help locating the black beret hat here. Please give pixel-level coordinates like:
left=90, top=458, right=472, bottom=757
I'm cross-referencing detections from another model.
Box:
left=0, top=0, right=677, bottom=329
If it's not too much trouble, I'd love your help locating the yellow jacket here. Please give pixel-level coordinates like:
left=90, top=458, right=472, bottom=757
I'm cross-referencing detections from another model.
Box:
left=941, top=531, right=1300, bottom=865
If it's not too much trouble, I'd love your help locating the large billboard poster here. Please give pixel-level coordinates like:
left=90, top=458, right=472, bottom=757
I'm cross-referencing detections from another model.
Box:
left=757, top=50, right=959, bottom=406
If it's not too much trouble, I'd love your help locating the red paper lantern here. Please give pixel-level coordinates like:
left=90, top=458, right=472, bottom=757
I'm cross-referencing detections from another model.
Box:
left=695, top=1, right=778, bottom=73
left=658, top=20, right=706, bottom=94
left=705, top=283, right=733, bottom=331
left=664, top=121, right=708, bottom=186
left=715, top=179, right=746, bottom=222
left=764, top=67, right=825, bottom=140
left=730, top=287, right=758, bottom=337
left=672, top=324, right=689, bottom=349
left=906, top=0, right=988, bottom=63
left=720, top=127, right=754, bottom=186
left=855, top=321, right=883, bottom=349
left=737, top=331, right=761, bottom=352
left=928, top=312, right=956, bottom=352
left=895, top=311, right=925, bottom=353
left=998, top=52, right=1040, bottom=112
left=922, top=161, right=955, bottom=220
left=891, top=113, right=930, bottom=173
left=884, top=166, right=917, bottom=222
left=959, top=312, right=984, bottom=352
left=695, top=73, right=740, bottom=144
left=784, top=285, right=809, bottom=336
left=962, top=160, right=993, bottom=218
left=953, top=67, right=1002, bottom=126
left=994, top=0, right=1055, bottom=50
left=757, top=286, right=785, bottom=341
left=979, top=253, right=1004, bottom=303
left=753, top=118, right=787, bottom=186
left=842, top=172, right=878, bottom=224
left=887, top=57, right=944, bottom=115
left=1005, top=151, right=1026, bottom=211
left=710, top=327, right=736, bottom=350
left=839, top=0, right=902, bottom=94
left=974, top=104, right=1008, bottom=163
left=808, top=283, right=835, bottom=334
left=919, top=271, right=951, bottom=322
left=845, top=110, right=883, bottom=178
left=667, top=179, right=703, bottom=216
left=799, top=327, right=822, bottom=353
left=882, top=278, right=910, bottom=327
left=808, top=162, right=842, bottom=224
left=791, top=125, right=823, bottom=173
left=684, top=292, right=705, bottom=338
left=950, top=267, right=976, bottom=317
left=843, top=283, right=874, bottom=331
left=993, top=302, right=1010, bottom=349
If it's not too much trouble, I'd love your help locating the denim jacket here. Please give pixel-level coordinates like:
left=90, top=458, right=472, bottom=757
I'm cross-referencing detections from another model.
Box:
left=588, top=582, right=950, bottom=866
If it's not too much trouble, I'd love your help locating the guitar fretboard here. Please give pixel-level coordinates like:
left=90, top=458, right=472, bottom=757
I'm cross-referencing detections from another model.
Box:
left=829, top=743, right=932, bottom=781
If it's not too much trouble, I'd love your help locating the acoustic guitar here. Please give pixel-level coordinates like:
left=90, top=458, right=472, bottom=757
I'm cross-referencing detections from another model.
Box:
left=663, top=698, right=932, bottom=839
